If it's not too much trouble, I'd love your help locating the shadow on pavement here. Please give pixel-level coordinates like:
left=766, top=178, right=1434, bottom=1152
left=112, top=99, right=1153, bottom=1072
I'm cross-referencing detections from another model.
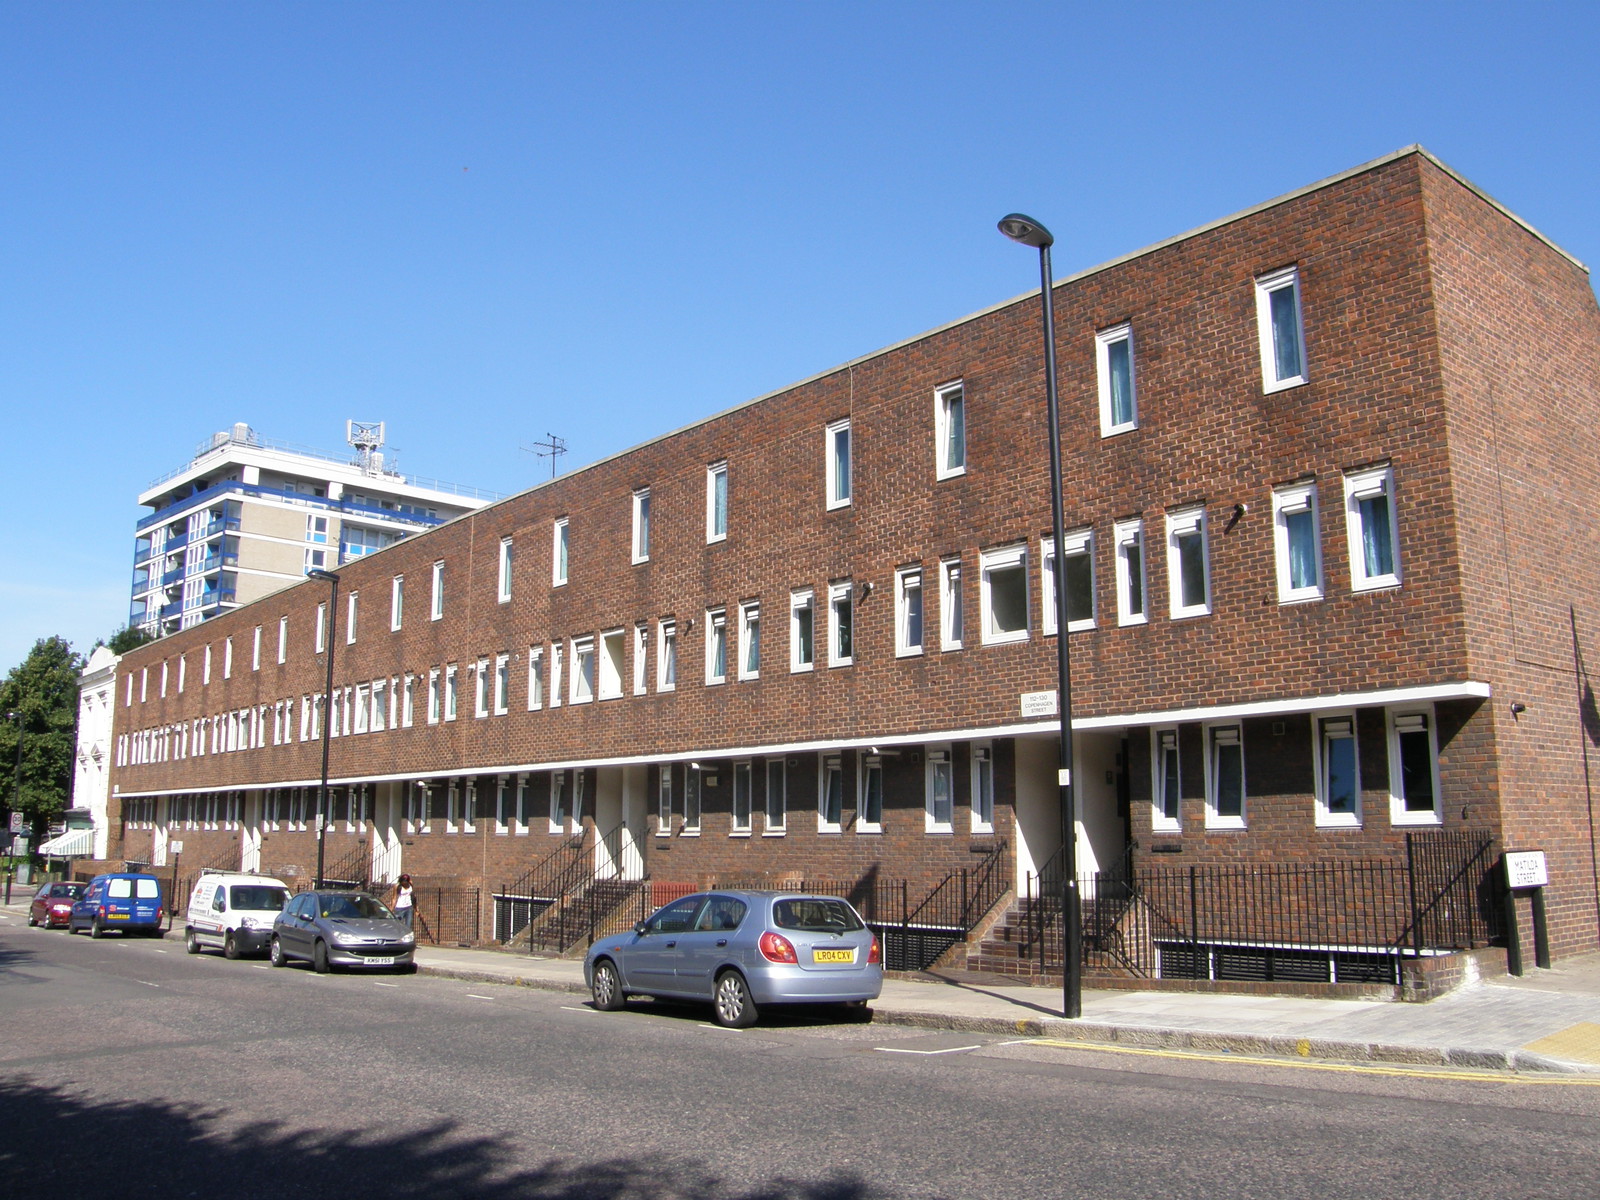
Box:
left=0, top=1077, right=889, bottom=1199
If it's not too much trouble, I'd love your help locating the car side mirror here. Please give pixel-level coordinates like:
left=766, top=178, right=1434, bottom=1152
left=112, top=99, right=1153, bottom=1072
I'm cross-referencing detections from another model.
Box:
left=633, top=921, right=648, bottom=935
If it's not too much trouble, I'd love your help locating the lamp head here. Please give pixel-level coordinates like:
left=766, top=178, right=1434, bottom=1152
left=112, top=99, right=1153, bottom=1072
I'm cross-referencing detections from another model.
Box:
left=998, top=213, right=1054, bottom=249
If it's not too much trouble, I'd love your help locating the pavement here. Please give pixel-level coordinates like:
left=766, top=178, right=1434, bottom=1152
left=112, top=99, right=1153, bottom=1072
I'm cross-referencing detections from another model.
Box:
left=5, top=894, right=1597, bottom=1074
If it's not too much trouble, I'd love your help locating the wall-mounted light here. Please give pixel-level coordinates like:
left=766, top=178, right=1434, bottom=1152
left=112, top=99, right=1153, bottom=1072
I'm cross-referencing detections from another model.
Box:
left=1510, top=702, right=1528, bottom=716
left=857, top=581, right=873, bottom=600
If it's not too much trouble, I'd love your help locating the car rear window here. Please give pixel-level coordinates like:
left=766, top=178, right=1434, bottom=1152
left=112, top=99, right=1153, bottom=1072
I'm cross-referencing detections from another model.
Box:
left=772, top=898, right=865, bottom=933
left=108, top=878, right=132, bottom=898
left=135, top=878, right=160, bottom=899
left=231, top=886, right=289, bottom=911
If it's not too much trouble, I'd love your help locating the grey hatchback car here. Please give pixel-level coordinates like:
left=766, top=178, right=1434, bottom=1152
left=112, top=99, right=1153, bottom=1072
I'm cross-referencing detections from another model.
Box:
left=270, top=890, right=416, bottom=974
left=583, top=890, right=882, bottom=1027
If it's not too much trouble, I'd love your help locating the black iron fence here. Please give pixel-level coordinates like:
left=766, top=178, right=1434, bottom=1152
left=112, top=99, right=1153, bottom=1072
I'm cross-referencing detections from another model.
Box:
left=410, top=886, right=482, bottom=947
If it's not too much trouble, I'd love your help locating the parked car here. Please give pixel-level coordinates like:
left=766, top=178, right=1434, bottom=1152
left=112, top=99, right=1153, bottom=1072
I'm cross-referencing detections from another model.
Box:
left=28, top=881, right=85, bottom=928
left=185, top=872, right=291, bottom=959
left=583, top=890, right=883, bottom=1028
left=270, top=890, right=416, bottom=974
left=68, top=873, right=165, bottom=938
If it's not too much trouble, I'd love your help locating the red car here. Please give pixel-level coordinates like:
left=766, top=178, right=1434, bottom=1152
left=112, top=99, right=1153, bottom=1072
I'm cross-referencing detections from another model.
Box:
left=29, top=882, right=85, bottom=928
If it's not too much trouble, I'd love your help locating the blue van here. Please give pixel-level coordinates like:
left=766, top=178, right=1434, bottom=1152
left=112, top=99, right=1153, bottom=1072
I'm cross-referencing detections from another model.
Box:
left=69, top=873, right=166, bottom=938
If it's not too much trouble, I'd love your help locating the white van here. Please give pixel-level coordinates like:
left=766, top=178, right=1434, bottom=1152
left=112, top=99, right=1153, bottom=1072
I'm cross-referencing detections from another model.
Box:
left=185, top=872, right=292, bottom=959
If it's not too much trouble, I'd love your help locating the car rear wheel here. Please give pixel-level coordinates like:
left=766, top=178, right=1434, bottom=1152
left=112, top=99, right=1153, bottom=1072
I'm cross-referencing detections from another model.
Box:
left=269, top=936, right=287, bottom=967
left=313, top=940, right=331, bottom=974
left=224, top=932, right=240, bottom=960
left=713, top=970, right=758, bottom=1028
left=27, top=912, right=37, bottom=927
left=90, top=917, right=105, bottom=939
left=591, top=960, right=626, bottom=1011
left=185, top=928, right=200, bottom=954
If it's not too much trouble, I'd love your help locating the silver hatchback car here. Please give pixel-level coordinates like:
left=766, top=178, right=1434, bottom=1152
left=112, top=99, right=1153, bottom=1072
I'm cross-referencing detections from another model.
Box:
left=270, top=890, right=416, bottom=974
left=583, top=890, right=882, bottom=1027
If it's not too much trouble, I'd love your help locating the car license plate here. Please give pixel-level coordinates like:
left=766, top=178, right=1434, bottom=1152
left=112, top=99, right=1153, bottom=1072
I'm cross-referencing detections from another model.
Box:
left=368, top=957, right=395, bottom=966
left=109, top=913, right=128, bottom=919
left=812, top=948, right=854, bottom=964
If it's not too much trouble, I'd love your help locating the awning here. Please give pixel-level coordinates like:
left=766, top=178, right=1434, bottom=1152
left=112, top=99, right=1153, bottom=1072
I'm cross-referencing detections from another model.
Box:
left=38, top=827, right=95, bottom=857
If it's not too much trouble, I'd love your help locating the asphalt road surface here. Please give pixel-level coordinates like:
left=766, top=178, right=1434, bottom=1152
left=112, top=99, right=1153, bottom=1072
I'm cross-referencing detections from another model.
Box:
left=3, top=915, right=1598, bottom=1200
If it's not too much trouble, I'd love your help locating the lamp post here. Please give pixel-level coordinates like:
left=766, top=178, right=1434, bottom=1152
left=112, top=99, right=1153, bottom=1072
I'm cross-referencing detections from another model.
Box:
left=309, top=569, right=340, bottom=888
left=4, top=711, right=20, bottom=895
left=998, top=212, right=1082, bottom=1019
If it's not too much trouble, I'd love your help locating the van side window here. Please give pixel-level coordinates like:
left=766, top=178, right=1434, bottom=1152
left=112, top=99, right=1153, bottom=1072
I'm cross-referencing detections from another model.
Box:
left=213, top=888, right=227, bottom=913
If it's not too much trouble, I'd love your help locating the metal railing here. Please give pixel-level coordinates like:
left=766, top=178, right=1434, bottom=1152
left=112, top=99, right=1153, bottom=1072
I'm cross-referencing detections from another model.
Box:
left=409, top=886, right=482, bottom=946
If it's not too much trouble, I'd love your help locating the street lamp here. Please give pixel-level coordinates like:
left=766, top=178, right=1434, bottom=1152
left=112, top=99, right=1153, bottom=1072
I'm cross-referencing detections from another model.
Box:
left=998, top=212, right=1082, bottom=1019
left=309, top=569, right=340, bottom=888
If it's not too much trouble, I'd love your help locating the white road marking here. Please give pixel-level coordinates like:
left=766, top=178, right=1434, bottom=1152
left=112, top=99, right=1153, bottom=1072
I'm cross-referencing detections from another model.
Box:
left=561, top=1006, right=601, bottom=1014
left=466, top=993, right=494, bottom=1001
left=253, top=965, right=271, bottom=971
left=698, top=1024, right=743, bottom=1033
left=373, top=981, right=399, bottom=988
left=153, top=949, right=167, bottom=954
left=137, top=981, right=160, bottom=988
left=874, top=1044, right=982, bottom=1056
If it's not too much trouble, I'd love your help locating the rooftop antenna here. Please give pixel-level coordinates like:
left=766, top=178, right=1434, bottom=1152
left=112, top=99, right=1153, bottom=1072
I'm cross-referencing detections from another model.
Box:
left=347, top=421, right=386, bottom=476
left=521, top=432, right=567, bottom=480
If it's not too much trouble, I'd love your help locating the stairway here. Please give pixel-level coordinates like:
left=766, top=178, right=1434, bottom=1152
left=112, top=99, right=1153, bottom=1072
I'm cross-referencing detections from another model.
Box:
left=525, top=878, right=645, bottom=956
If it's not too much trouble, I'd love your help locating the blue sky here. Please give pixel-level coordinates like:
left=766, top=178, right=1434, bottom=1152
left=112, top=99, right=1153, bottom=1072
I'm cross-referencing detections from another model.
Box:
left=2, top=1, right=1597, bottom=672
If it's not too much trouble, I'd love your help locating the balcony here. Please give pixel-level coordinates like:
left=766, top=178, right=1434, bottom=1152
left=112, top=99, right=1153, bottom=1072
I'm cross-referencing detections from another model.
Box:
left=133, top=544, right=155, bottom=566
left=137, top=478, right=481, bottom=534
left=160, top=601, right=183, bottom=620
left=161, top=567, right=184, bottom=587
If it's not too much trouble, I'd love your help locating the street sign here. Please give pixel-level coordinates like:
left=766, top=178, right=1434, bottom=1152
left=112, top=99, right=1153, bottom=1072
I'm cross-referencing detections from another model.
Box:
left=170, top=840, right=184, bottom=855
left=8, top=811, right=21, bottom=833
left=1020, top=690, right=1058, bottom=718
left=1504, top=850, right=1548, bottom=889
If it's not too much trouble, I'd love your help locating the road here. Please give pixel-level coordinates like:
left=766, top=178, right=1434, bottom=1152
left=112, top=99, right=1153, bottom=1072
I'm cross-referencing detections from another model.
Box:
left=2, top=916, right=1598, bottom=1199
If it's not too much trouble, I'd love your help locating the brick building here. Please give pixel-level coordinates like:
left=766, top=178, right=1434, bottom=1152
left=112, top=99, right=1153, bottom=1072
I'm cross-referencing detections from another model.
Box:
left=99, top=147, right=1600, bottom=981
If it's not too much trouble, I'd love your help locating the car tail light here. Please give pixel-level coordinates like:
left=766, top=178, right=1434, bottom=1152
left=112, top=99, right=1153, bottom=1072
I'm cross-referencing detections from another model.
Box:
left=759, top=931, right=798, bottom=963
left=99, top=905, right=107, bottom=918
left=868, top=936, right=882, bottom=965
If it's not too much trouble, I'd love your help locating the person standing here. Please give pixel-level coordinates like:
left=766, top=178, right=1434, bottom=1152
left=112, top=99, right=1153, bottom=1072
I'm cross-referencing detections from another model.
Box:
left=392, top=874, right=415, bottom=930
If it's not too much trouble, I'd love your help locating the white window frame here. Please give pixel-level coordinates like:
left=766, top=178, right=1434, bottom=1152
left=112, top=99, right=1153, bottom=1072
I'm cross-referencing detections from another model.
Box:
left=970, top=743, right=995, bottom=834
left=895, top=567, right=924, bottom=657
left=657, top=620, right=677, bottom=692
left=430, top=560, right=444, bottom=621
left=1388, top=706, right=1442, bottom=826
left=1314, top=711, right=1362, bottom=828
left=705, top=608, right=728, bottom=685
left=277, top=616, right=288, bottom=664
left=1113, top=518, right=1147, bottom=627
left=526, top=646, right=544, bottom=710
left=818, top=752, right=844, bottom=833
left=940, top=557, right=963, bottom=650
left=1256, top=266, right=1307, bottom=392
left=934, top=381, right=966, bottom=479
left=571, top=635, right=596, bottom=704
left=1166, top=506, right=1211, bottom=619
left=314, top=605, right=327, bottom=654
left=473, top=658, right=489, bottom=718
left=494, top=653, right=510, bottom=715
left=731, top=761, right=752, bottom=835
left=549, top=643, right=563, bottom=708
left=705, top=460, right=728, bottom=544
left=633, top=623, right=649, bottom=696
left=825, top=418, right=852, bottom=510
left=251, top=626, right=261, bottom=671
left=790, top=589, right=815, bottom=672
left=925, top=746, right=955, bottom=833
left=346, top=592, right=358, bottom=645
left=683, top=767, right=700, bottom=835
left=764, top=758, right=787, bottom=835
left=828, top=581, right=854, bottom=667
left=599, top=629, right=624, bottom=700
left=548, top=771, right=570, bottom=835
left=631, top=489, right=650, bottom=564
left=979, top=543, right=1029, bottom=646
left=1151, top=727, right=1181, bottom=832
left=1273, top=482, right=1324, bottom=603
left=737, top=601, right=760, bottom=681
left=1345, top=466, right=1401, bottom=592
left=1041, top=529, right=1095, bottom=635
left=498, top=537, right=513, bottom=603
left=857, top=753, right=884, bottom=834
left=391, top=575, right=404, bottom=631
left=427, top=668, right=440, bottom=724
left=1203, top=722, right=1246, bottom=830
left=552, top=517, right=569, bottom=586
left=444, top=663, right=458, bottom=721
left=1095, top=323, right=1137, bottom=436
left=402, top=673, right=415, bottom=727
left=224, top=637, right=234, bottom=679
left=657, top=765, right=674, bottom=836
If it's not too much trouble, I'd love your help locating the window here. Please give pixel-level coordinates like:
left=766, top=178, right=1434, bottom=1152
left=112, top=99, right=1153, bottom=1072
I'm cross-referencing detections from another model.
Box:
left=732, top=761, right=752, bottom=834
left=819, top=753, right=843, bottom=832
left=1166, top=507, right=1210, bottom=619
left=706, top=609, right=728, bottom=684
left=552, top=518, right=569, bottom=586
left=1345, top=466, right=1400, bottom=591
left=315, top=604, right=327, bottom=654
left=657, top=620, right=677, bottom=691
left=1113, top=519, right=1147, bottom=626
left=1204, top=723, right=1245, bottom=829
left=599, top=629, right=624, bottom=699
left=306, top=514, right=328, bottom=545
left=738, top=602, right=760, bottom=680
left=178, top=655, right=186, bottom=693
left=940, top=557, right=964, bottom=650
left=1315, top=713, right=1361, bottom=827
left=633, top=623, right=649, bottom=695
left=825, top=418, right=851, bottom=509
left=430, top=561, right=444, bottom=621
left=971, top=744, right=995, bottom=833
left=494, top=775, right=512, bottom=835
left=1096, top=323, right=1137, bottom=435
left=371, top=681, right=386, bottom=732
left=1042, top=530, right=1094, bottom=635
left=790, top=590, right=815, bottom=672
left=935, top=382, right=966, bottom=478
left=632, top=490, right=651, bottom=563
left=549, top=644, right=563, bottom=708
left=684, top=768, right=701, bottom=834
left=1256, top=266, right=1307, bottom=391
left=252, top=626, right=261, bottom=671
left=1389, top=708, right=1441, bottom=825
left=514, top=773, right=531, bottom=834
left=427, top=668, right=440, bottom=724
left=828, top=582, right=854, bottom=666
left=858, top=754, right=884, bottom=833
left=498, top=537, right=513, bottom=603
left=926, top=747, right=954, bottom=833
left=896, top=567, right=924, bottom=657
left=706, top=461, right=728, bottom=543
left=346, top=592, right=358, bottom=645
left=277, top=616, right=288, bottom=664
left=1152, top=728, right=1181, bottom=831
left=980, top=544, right=1029, bottom=644
left=1273, top=483, right=1323, bottom=603
left=444, top=664, right=458, bottom=721
left=657, top=766, right=674, bottom=835
left=391, top=576, right=404, bottom=630
left=224, top=637, right=235, bottom=678
left=549, top=771, right=571, bottom=834
left=764, top=759, right=786, bottom=834
left=571, top=636, right=596, bottom=703
left=527, top=647, right=544, bottom=710
left=473, top=658, right=489, bottom=718
left=494, top=653, right=509, bottom=715
left=402, top=674, right=415, bottom=727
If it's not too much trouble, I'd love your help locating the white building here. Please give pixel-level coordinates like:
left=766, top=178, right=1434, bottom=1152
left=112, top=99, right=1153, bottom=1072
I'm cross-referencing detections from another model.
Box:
left=55, top=644, right=119, bottom=861
left=130, top=422, right=499, bottom=637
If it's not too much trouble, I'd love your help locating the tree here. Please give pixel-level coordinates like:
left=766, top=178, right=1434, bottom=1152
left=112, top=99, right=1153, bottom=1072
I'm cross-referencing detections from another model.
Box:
left=0, top=636, right=85, bottom=841
left=102, top=624, right=155, bottom=655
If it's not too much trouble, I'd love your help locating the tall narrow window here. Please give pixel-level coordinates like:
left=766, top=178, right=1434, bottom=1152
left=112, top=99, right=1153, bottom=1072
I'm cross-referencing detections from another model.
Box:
left=825, top=418, right=852, bottom=509
left=632, top=489, right=651, bottom=563
left=633, top=623, right=649, bottom=695
left=764, top=759, right=786, bottom=834
left=252, top=626, right=261, bottom=671
left=1389, top=708, right=1440, bottom=825
left=225, top=637, right=235, bottom=678
left=1096, top=323, right=1137, bottom=435
left=1205, top=723, right=1245, bottom=829
left=1273, top=482, right=1323, bottom=603
left=684, top=768, right=701, bottom=834
left=980, top=544, right=1029, bottom=644
left=935, top=382, right=966, bottom=478
left=1152, top=728, right=1180, bottom=831
left=819, top=753, right=843, bottom=832
left=658, top=620, right=677, bottom=692
left=791, top=590, right=815, bottom=672
left=926, top=748, right=954, bottom=832
left=427, top=668, right=440, bottom=724
left=430, top=560, right=444, bottom=621
left=896, top=567, right=924, bottom=657
left=391, top=576, right=404, bottom=630
left=971, top=745, right=995, bottom=833
left=1345, top=466, right=1400, bottom=591
left=940, top=557, right=963, bottom=650
left=1041, top=530, right=1094, bottom=635
left=738, top=602, right=760, bottom=680
left=1113, top=518, right=1146, bottom=626
left=444, top=664, right=458, bottom=721
left=1255, top=266, right=1306, bottom=391
left=552, top=518, right=569, bottom=586
left=277, top=616, right=288, bottom=664
left=732, top=762, right=752, bottom=833
left=346, top=592, right=358, bottom=645
left=402, top=674, right=415, bottom=727
left=315, top=604, right=327, bottom=654
left=550, top=771, right=570, bottom=834
left=571, top=636, right=596, bottom=703
left=858, top=754, right=884, bottom=833
left=599, top=629, right=624, bottom=699
left=706, top=461, right=728, bottom=543
left=494, top=653, right=509, bottom=715
left=657, top=765, right=674, bottom=835
left=706, top=609, right=728, bottom=685
left=828, top=582, right=853, bottom=666
left=498, top=537, right=513, bottom=602
left=1166, top=507, right=1210, bottom=619
left=527, top=647, right=544, bottom=710
left=473, top=658, right=489, bottom=718
left=549, top=644, right=563, bottom=708
left=1316, top=713, right=1360, bottom=827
